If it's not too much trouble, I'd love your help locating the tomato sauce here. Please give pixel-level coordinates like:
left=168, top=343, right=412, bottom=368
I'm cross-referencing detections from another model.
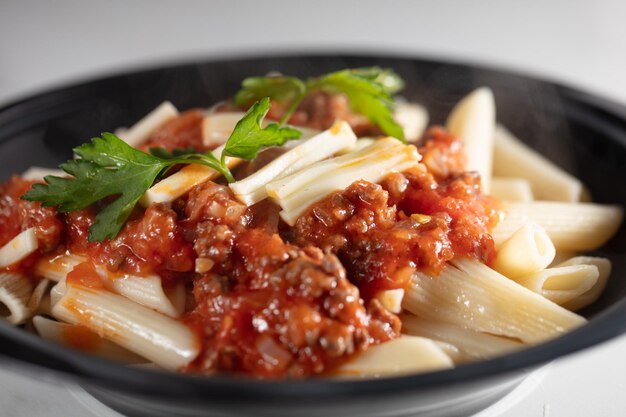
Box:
left=140, top=109, right=206, bottom=152
left=181, top=182, right=400, bottom=377
left=0, top=105, right=500, bottom=378
left=66, top=262, right=105, bottom=289
left=0, top=176, right=63, bottom=273
left=62, top=324, right=101, bottom=352
left=292, top=128, right=499, bottom=302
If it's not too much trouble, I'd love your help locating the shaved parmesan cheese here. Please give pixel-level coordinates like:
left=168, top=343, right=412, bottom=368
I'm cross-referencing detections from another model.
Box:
left=139, top=145, right=241, bottom=206
left=117, top=101, right=179, bottom=147
left=0, top=228, right=39, bottom=268
left=267, top=138, right=421, bottom=225
left=230, top=120, right=357, bottom=206
left=336, top=336, right=453, bottom=378
left=335, top=138, right=375, bottom=155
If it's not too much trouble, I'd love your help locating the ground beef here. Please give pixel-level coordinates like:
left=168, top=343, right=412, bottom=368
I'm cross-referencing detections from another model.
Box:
left=292, top=180, right=456, bottom=300
left=90, top=204, right=195, bottom=280
left=393, top=167, right=499, bottom=265
left=182, top=182, right=399, bottom=377
left=0, top=176, right=62, bottom=253
left=228, top=91, right=379, bottom=137
left=417, top=126, right=466, bottom=181
left=140, top=109, right=206, bottom=152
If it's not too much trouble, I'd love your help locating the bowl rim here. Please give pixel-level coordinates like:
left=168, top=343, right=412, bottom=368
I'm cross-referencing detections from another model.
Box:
left=0, top=51, right=625, bottom=402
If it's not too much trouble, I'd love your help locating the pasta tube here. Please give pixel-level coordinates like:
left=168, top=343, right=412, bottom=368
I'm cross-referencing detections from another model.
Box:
left=492, top=202, right=623, bottom=251
left=36, top=255, right=185, bottom=317
left=33, top=316, right=146, bottom=363
left=490, top=177, right=534, bottom=202
left=492, top=223, right=556, bottom=279
left=116, top=101, right=179, bottom=147
left=202, top=111, right=319, bottom=148
left=493, top=125, right=583, bottom=201
left=515, top=264, right=599, bottom=305
left=403, top=260, right=586, bottom=343
left=21, top=167, right=66, bottom=181
left=336, top=336, right=453, bottom=378
left=394, top=102, right=429, bottom=141
left=446, top=88, right=495, bottom=193
left=52, top=284, right=199, bottom=370
left=401, top=314, right=523, bottom=363
left=0, top=273, right=34, bottom=325
left=202, top=112, right=246, bottom=147
left=559, top=257, right=612, bottom=311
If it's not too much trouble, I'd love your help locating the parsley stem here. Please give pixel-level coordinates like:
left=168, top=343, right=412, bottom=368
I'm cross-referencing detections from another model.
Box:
left=278, top=91, right=307, bottom=126
left=222, top=166, right=235, bottom=183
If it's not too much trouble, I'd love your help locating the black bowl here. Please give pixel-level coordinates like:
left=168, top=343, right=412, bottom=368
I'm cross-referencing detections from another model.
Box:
left=1, top=54, right=625, bottom=417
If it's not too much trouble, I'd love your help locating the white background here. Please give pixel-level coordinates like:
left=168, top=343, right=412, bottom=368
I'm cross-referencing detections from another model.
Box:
left=1, top=1, right=626, bottom=416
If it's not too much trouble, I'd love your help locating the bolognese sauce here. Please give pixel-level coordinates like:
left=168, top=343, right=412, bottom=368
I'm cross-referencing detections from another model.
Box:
left=0, top=92, right=502, bottom=378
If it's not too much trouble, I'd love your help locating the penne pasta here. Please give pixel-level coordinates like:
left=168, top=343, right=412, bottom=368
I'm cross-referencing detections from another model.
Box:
left=0, top=273, right=34, bottom=325
left=515, top=264, right=599, bottom=305
left=559, top=257, right=612, bottom=311
left=109, top=276, right=185, bottom=318
left=35, top=255, right=184, bottom=317
left=492, top=201, right=623, bottom=251
left=401, top=314, right=523, bottom=363
left=116, top=101, right=179, bottom=147
left=431, top=340, right=463, bottom=363
left=27, top=278, right=51, bottom=314
left=33, top=316, right=146, bottom=364
left=202, top=111, right=319, bottom=148
left=0, top=228, right=39, bottom=268
left=493, top=125, right=583, bottom=202
left=52, top=284, right=199, bottom=370
left=492, top=223, right=555, bottom=279
left=21, top=167, right=67, bottom=181
left=446, top=88, right=495, bottom=193
left=202, top=112, right=247, bottom=147
left=335, top=335, right=453, bottom=378
left=403, top=260, right=586, bottom=344
left=490, top=177, right=534, bottom=202
left=374, top=289, right=405, bottom=314
left=2, top=68, right=623, bottom=378
left=550, top=251, right=579, bottom=267
left=34, top=254, right=86, bottom=282
left=393, top=102, right=429, bottom=141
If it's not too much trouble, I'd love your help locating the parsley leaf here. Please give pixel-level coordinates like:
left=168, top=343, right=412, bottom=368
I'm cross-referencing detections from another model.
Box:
left=311, top=68, right=406, bottom=142
left=22, top=133, right=229, bottom=242
left=234, top=76, right=306, bottom=107
left=22, top=98, right=302, bottom=241
left=223, top=97, right=302, bottom=160
left=344, top=67, right=405, bottom=95
left=233, top=67, right=406, bottom=142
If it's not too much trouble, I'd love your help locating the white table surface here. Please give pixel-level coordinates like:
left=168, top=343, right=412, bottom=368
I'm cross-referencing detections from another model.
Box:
left=1, top=1, right=625, bottom=416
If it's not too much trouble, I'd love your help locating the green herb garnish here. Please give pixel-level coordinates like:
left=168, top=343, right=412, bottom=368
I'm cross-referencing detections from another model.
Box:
left=234, top=67, right=406, bottom=141
left=22, top=98, right=300, bottom=242
left=222, top=97, right=301, bottom=162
